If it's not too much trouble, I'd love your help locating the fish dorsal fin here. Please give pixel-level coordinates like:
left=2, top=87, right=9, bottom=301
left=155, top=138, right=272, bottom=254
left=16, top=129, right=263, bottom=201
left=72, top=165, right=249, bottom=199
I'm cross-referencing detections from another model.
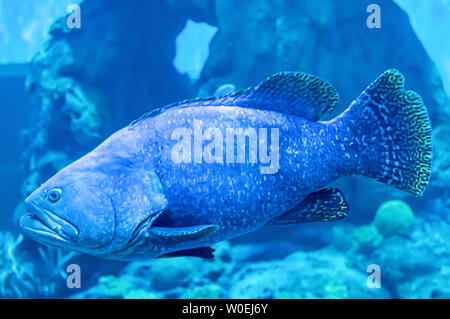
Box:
left=230, top=72, right=339, bottom=121
left=129, top=72, right=338, bottom=126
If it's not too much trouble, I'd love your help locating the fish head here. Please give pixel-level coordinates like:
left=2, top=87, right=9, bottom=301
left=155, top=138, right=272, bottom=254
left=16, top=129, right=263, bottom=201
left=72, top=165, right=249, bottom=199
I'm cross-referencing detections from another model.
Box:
left=20, top=150, right=169, bottom=259
left=20, top=156, right=118, bottom=255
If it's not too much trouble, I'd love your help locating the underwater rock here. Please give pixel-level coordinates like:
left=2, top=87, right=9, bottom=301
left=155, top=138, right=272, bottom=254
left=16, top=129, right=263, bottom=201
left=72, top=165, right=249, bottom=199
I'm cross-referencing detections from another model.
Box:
left=350, top=218, right=450, bottom=297
left=397, top=270, right=450, bottom=299
left=201, top=0, right=448, bottom=120
left=229, top=248, right=391, bottom=298
left=373, top=200, right=415, bottom=237
left=22, top=0, right=194, bottom=200
left=65, top=218, right=450, bottom=299
left=410, top=219, right=450, bottom=257
left=123, top=289, right=160, bottom=299
left=117, top=241, right=234, bottom=294
left=428, top=125, right=450, bottom=200
left=198, top=0, right=450, bottom=220
left=70, top=274, right=161, bottom=299
left=147, top=259, right=200, bottom=291
left=166, top=0, right=216, bottom=25
left=394, top=0, right=450, bottom=95
left=369, top=236, right=438, bottom=285
left=181, top=282, right=223, bottom=299
left=67, top=242, right=234, bottom=299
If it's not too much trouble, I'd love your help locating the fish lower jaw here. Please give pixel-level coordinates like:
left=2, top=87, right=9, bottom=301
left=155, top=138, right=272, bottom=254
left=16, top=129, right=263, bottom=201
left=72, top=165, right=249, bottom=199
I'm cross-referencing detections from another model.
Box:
left=20, top=213, right=74, bottom=248
left=24, top=201, right=79, bottom=241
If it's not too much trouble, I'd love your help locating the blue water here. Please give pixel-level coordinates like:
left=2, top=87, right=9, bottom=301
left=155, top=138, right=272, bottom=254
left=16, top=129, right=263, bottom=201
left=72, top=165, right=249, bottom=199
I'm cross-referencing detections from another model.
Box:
left=0, top=0, right=449, bottom=299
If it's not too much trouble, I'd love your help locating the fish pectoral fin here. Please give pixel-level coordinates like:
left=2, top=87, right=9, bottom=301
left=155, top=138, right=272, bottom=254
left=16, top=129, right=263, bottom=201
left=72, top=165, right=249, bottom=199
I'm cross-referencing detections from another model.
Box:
left=149, top=224, right=219, bottom=242
left=267, top=188, right=349, bottom=225
left=160, top=247, right=215, bottom=259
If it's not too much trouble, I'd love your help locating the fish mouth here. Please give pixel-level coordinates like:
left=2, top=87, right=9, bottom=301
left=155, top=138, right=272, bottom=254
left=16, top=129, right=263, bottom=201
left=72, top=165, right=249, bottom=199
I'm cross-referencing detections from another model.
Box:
left=20, top=201, right=79, bottom=246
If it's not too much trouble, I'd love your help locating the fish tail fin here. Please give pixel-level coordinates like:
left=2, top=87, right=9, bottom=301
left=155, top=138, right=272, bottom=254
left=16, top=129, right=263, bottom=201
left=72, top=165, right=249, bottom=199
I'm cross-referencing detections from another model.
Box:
left=341, top=69, right=432, bottom=196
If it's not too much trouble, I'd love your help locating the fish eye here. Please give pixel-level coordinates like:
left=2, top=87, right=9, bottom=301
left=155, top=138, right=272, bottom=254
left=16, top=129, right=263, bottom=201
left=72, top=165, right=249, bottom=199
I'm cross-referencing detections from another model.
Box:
left=48, top=188, right=62, bottom=203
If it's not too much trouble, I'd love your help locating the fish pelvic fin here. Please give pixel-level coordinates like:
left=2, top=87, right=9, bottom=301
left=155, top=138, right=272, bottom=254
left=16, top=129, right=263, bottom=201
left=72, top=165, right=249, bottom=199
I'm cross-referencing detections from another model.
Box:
left=339, top=69, right=432, bottom=196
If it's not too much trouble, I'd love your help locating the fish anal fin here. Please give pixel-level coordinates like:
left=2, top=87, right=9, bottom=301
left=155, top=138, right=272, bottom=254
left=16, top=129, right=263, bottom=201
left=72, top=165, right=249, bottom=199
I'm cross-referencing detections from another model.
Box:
left=267, top=188, right=348, bottom=225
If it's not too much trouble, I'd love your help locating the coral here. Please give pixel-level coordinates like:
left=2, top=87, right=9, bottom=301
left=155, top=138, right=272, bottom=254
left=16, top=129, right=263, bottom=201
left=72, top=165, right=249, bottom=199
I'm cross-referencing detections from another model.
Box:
left=69, top=241, right=234, bottom=299
left=62, top=218, right=450, bottom=299
left=397, top=268, right=450, bottom=299
left=0, top=231, right=80, bottom=298
left=181, top=282, right=222, bottom=299
left=367, top=236, right=439, bottom=285
left=374, top=200, right=415, bottom=237
left=70, top=274, right=157, bottom=299
left=123, top=242, right=234, bottom=293
left=37, top=246, right=78, bottom=286
left=149, top=259, right=199, bottom=291
left=324, top=281, right=349, bottom=299
left=353, top=225, right=383, bottom=252
left=124, top=289, right=159, bottom=299
left=228, top=248, right=391, bottom=298
left=272, top=291, right=302, bottom=299
left=348, top=217, right=450, bottom=298
left=0, top=233, right=37, bottom=298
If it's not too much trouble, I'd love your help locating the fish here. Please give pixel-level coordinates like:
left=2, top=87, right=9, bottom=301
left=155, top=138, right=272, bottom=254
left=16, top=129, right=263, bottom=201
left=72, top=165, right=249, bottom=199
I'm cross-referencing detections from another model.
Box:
left=20, top=69, right=432, bottom=260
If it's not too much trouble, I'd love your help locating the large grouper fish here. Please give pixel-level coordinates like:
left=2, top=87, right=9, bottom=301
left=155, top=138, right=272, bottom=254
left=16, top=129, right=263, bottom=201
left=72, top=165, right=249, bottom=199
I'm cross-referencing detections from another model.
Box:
left=20, top=70, right=432, bottom=260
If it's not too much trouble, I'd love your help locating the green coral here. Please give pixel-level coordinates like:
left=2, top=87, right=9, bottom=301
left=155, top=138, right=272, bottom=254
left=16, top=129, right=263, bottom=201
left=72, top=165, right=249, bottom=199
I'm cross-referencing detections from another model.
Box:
left=374, top=200, right=415, bottom=237
left=353, top=225, right=383, bottom=252
left=181, top=283, right=222, bottom=299
left=324, top=281, right=349, bottom=299
left=97, top=275, right=135, bottom=297
left=273, top=291, right=302, bottom=299
left=124, top=289, right=159, bottom=299
left=72, top=274, right=160, bottom=299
